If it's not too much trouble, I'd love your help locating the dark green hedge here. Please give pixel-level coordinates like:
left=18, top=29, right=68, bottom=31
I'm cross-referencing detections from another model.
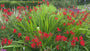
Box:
left=0, top=1, right=42, bottom=8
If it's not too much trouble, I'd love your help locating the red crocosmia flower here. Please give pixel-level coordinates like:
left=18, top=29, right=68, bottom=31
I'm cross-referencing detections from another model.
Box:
left=37, top=41, right=42, bottom=47
left=68, top=6, right=70, bottom=8
left=70, top=30, right=75, bottom=35
left=73, top=20, right=75, bottom=23
left=28, top=20, right=30, bottom=23
left=19, top=18, right=22, bottom=21
left=39, top=8, right=42, bottom=10
left=7, top=12, right=13, bottom=16
left=64, top=8, right=67, bottom=11
left=8, top=40, right=12, bottom=45
left=30, top=9, right=33, bottom=12
left=55, top=17, right=58, bottom=20
left=42, top=0, right=45, bottom=2
left=26, top=6, right=29, bottom=9
left=79, top=20, right=82, bottom=25
left=77, top=11, right=80, bottom=14
left=82, top=11, right=85, bottom=14
left=38, top=30, right=42, bottom=34
left=56, top=45, right=59, bottom=50
left=29, top=16, right=32, bottom=19
left=69, top=10, right=72, bottom=12
left=18, top=33, right=22, bottom=38
left=1, top=41, right=4, bottom=46
left=61, top=36, right=67, bottom=41
left=80, top=40, right=85, bottom=46
left=73, top=37, right=79, bottom=42
left=55, top=34, right=62, bottom=41
left=12, top=9, right=15, bottom=11
left=34, top=7, right=37, bottom=12
left=16, top=16, right=19, bottom=19
left=63, top=12, right=67, bottom=15
left=71, top=12, right=74, bottom=16
left=3, top=14, right=7, bottom=18
left=32, top=1, right=34, bottom=3
left=1, top=4, right=4, bottom=7
left=66, top=30, right=69, bottom=34
left=79, top=36, right=83, bottom=40
left=57, top=27, right=61, bottom=32
left=6, top=19, right=8, bottom=21
left=13, top=29, right=17, bottom=33
left=25, top=36, right=30, bottom=41
left=17, top=6, right=20, bottom=9
left=47, top=1, right=49, bottom=6
left=67, top=23, right=71, bottom=26
left=71, top=40, right=76, bottom=46
left=31, top=43, right=35, bottom=48
left=1, top=26, right=6, bottom=29
left=82, top=18, right=85, bottom=21
left=43, top=33, right=49, bottom=38
left=3, top=9, right=8, bottom=13
left=3, top=38, right=7, bottom=44
left=63, top=23, right=66, bottom=26
left=33, top=38, right=39, bottom=43
left=77, top=23, right=79, bottom=26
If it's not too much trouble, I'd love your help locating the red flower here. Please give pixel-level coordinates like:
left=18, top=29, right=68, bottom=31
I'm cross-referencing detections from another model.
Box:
left=43, top=33, right=49, bottom=38
left=19, top=18, right=22, bottom=21
left=1, top=4, right=4, bottom=7
left=31, top=43, right=35, bottom=48
left=73, top=37, right=79, bottom=42
left=70, top=30, right=75, bottom=35
left=7, top=12, right=13, bottom=16
left=67, top=23, right=71, bottom=26
left=1, top=26, right=6, bottom=29
left=63, top=23, right=66, bottom=26
left=57, top=27, right=61, bottom=32
left=42, top=0, right=45, bottom=2
left=71, top=40, right=76, bottom=46
left=18, top=33, right=22, bottom=38
left=29, top=16, right=32, bottom=19
left=26, top=6, right=29, bottom=9
left=34, top=7, right=37, bottom=12
left=55, top=34, right=62, bottom=41
left=8, top=40, right=12, bottom=45
left=38, top=30, right=42, bottom=34
left=61, top=36, right=67, bottom=41
left=55, top=17, right=58, bottom=20
left=68, top=6, right=70, bottom=8
left=80, top=40, right=85, bottom=46
left=30, top=9, right=32, bottom=12
left=25, top=36, right=30, bottom=41
left=6, top=19, right=8, bottom=21
left=63, top=12, right=67, bottom=15
left=47, top=1, right=49, bottom=6
left=66, top=30, right=69, bottom=34
left=37, top=41, right=42, bottom=47
left=13, top=29, right=17, bottom=33
left=16, top=16, right=19, bottom=19
left=3, top=9, right=8, bottom=13
left=2, top=38, right=7, bottom=44
left=79, top=36, right=83, bottom=40
left=56, top=45, right=59, bottom=50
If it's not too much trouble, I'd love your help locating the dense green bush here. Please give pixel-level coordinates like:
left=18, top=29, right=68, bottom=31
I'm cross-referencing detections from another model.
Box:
left=0, top=1, right=90, bottom=51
